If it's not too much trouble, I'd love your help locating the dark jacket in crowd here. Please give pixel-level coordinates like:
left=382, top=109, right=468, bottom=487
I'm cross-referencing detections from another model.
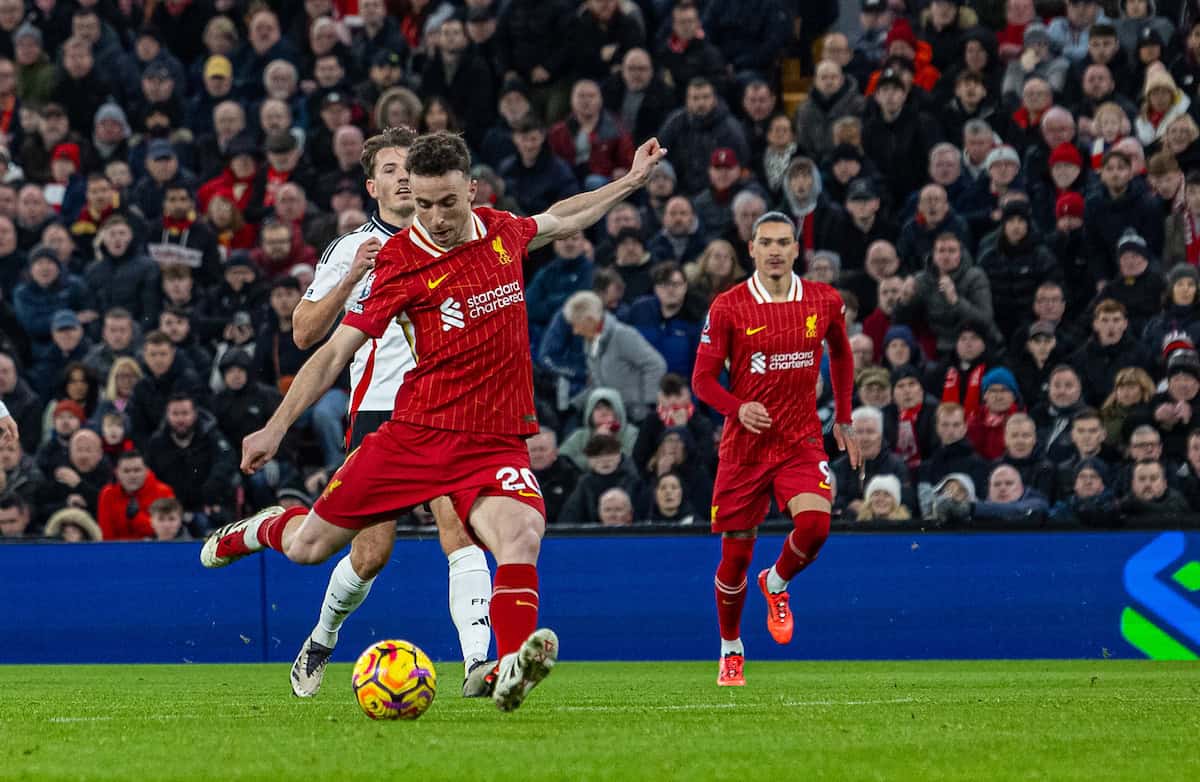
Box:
left=1069, top=334, right=1150, bottom=407
left=84, top=246, right=161, bottom=331
left=560, top=455, right=643, bottom=525
left=144, top=412, right=238, bottom=513
left=127, top=356, right=206, bottom=447
left=534, top=454, right=582, bottom=525
left=656, top=103, right=750, bottom=196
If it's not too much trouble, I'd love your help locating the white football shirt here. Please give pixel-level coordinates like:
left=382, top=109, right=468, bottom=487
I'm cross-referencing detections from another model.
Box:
left=304, top=213, right=416, bottom=414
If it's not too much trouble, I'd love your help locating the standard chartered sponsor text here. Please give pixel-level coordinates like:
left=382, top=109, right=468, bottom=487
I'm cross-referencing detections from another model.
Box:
left=467, top=281, right=524, bottom=318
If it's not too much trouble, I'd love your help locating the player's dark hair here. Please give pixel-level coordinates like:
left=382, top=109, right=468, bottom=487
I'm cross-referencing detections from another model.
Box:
left=149, top=497, right=183, bottom=517
left=583, top=433, right=622, bottom=458
left=651, top=261, right=684, bottom=286
left=0, top=491, right=27, bottom=512
left=406, top=131, right=471, bottom=178
left=660, top=373, right=688, bottom=396
left=750, top=211, right=795, bottom=240
left=361, top=126, right=418, bottom=178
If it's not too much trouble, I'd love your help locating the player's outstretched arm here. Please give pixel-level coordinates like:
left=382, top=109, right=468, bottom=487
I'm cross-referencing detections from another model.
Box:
left=825, top=307, right=861, bottom=468
left=529, top=138, right=668, bottom=249
left=293, top=238, right=380, bottom=349
left=241, top=324, right=369, bottom=473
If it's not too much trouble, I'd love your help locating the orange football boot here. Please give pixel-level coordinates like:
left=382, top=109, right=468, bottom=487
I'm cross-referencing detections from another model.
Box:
left=758, top=569, right=794, bottom=644
left=717, top=653, right=745, bottom=686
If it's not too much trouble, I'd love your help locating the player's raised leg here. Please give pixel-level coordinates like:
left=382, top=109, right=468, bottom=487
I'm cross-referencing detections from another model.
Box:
left=759, top=492, right=830, bottom=645
left=715, top=529, right=755, bottom=686
left=202, top=503, right=360, bottom=567
left=430, top=496, right=496, bottom=697
left=466, top=495, right=557, bottom=712
left=291, top=521, right=393, bottom=697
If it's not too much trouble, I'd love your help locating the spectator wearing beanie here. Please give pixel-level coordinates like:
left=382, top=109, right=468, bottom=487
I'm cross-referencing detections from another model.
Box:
left=1101, top=229, right=1165, bottom=336
left=1152, top=349, right=1200, bottom=460
left=977, top=199, right=1061, bottom=336
left=35, top=398, right=86, bottom=475
left=1051, top=190, right=1094, bottom=312
left=967, top=366, right=1024, bottom=461
left=924, top=319, right=995, bottom=417
left=960, top=144, right=1024, bottom=240
left=1143, top=265, right=1200, bottom=356
left=12, top=245, right=92, bottom=361
left=861, top=66, right=940, bottom=207
left=1135, top=65, right=1191, bottom=147
left=1029, top=140, right=1088, bottom=235
left=855, top=473, right=912, bottom=521
left=1048, top=456, right=1120, bottom=525
left=883, top=364, right=939, bottom=472
left=1011, top=318, right=1070, bottom=403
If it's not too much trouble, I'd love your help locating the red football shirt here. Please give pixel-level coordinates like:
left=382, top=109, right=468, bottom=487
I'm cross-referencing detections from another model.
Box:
left=693, top=273, right=853, bottom=465
left=341, top=207, right=541, bottom=436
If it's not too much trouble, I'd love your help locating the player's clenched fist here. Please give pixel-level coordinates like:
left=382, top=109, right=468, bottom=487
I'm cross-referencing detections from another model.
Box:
left=628, top=138, right=668, bottom=185
left=241, top=427, right=284, bottom=474
left=351, top=237, right=381, bottom=281
left=738, top=401, right=772, bottom=434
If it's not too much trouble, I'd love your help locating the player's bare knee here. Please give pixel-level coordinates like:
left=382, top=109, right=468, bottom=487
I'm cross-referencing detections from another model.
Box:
left=285, top=539, right=325, bottom=565
left=788, top=493, right=831, bottom=517
left=496, top=511, right=543, bottom=563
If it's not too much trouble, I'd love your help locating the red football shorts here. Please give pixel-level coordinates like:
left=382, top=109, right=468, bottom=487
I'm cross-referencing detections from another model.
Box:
left=313, top=420, right=545, bottom=543
left=710, top=451, right=832, bottom=533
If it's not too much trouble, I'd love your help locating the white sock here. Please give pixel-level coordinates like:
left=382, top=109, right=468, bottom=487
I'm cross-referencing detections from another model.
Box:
left=720, top=638, right=744, bottom=657
left=766, top=565, right=788, bottom=594
left=242, top=515, right=267, bottom=552
left=311, top=555, right=374, bottom=648
left=448, top=545, right=492, bottom=666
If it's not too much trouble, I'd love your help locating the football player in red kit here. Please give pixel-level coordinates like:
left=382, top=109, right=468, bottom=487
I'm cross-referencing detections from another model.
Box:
left=201, top=132, right=668, bottom=711
left=692, top=211, right=860, bottom=686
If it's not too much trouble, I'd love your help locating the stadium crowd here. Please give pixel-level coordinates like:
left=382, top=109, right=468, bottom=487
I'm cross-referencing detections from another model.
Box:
left=4, top=0, right=1200, bottom=540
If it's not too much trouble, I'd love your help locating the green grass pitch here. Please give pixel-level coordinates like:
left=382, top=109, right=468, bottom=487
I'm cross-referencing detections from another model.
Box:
left=2, top=661, right=1198, bottom=781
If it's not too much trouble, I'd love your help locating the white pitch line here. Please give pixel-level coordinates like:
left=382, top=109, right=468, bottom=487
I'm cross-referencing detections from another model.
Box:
left=553, top=697, right=917, bottom=712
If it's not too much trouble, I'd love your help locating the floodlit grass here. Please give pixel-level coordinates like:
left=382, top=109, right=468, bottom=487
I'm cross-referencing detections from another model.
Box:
left=1, top=661, right=1198, bottom=781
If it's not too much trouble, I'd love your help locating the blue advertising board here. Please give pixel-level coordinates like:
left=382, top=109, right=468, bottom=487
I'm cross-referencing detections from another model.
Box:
left=3, top=531, right=1199, bottom=663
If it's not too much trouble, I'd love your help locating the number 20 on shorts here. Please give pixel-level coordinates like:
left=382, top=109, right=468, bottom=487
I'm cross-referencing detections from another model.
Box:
left=496, top=467, right=543, bottom=498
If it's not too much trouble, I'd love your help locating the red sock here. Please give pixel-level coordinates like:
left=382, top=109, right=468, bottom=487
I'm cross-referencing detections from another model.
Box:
left=714, top=536, right=755, bottom=641
left=257, top=506, right=308, bottom=552
left=490, top=563, right=539, bottom=659
left=774, top=509, right=830, bottom=581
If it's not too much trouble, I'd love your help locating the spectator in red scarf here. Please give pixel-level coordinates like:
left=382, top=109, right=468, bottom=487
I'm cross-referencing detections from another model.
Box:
left=883, top=364, right=939, bottom=474
left=968, top=367, right=1024, bottom=460
left=197, top=132, right=259, bottom=221
left=1166, top=169, right=1200, bottom=267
